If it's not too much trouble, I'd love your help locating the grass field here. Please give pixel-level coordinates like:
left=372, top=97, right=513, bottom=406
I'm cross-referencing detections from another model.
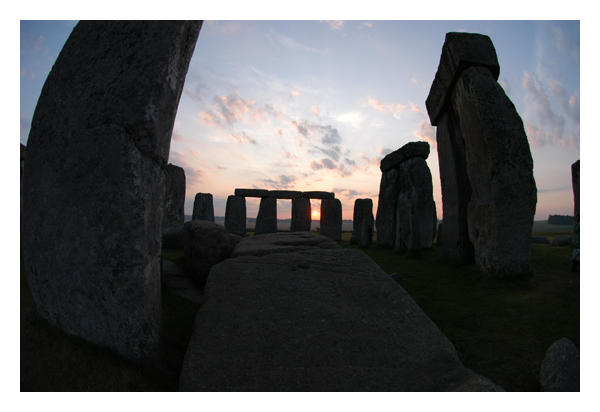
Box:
left=20, top=225, right=578, bottom=391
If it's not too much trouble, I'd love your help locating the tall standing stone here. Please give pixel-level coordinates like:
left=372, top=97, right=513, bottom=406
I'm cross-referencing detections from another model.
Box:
left=376, top=167, right=401, bottom=248
left=290, top=197, right=312, bottom=232
left=426, top=32, right=536, bottom=277
left=192, top=192, right=215, bottom=222
left=21, top=21, right=201, bottom=363
left=571, top=160, right=580, bottom=218
left=225, top=195, right=246, bottom=236
left=255, top=197, right=278, bottom=235
left=320, top=198, right=342, bottom=241
left=351, top=199, right=374, bottom=245
left=164, top=163, right=186, bottom=225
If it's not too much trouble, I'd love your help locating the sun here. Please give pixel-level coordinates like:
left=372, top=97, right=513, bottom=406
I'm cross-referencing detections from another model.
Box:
left=312, top=210, right=320, bottom=220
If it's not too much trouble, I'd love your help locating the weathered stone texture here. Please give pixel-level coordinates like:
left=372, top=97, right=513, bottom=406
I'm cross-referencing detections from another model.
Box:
left=540, top=338, right=580, bottom=392
left=224, top=195, right=246, bottom=236
left=320, top=198, right=342, bottom=241
left=21, top=20, right=201, bottom=363
left=231, top=231, right=341, bottom=258
left=179, top=248, right=502, bottom=391
left=380, top=141, right=430, bottom=173
left=435, top=110, right=474, bottom=263
left=376, top=167, right=401, bottom=248
left=164, top=163, right=186, bottom=225
left=351, top=198, right=374, bottom=246
left=255, top=197, right=277, bottom=235
left=452, top=66, right=536, bottom=277
left=183, top=220, right=232, bottom=288
left=426, top=32, right=499, bottom=126
left=290, top=197, right=312, bottom=232
left=162, top=222, right=185, bottom=249
left=192, top=192, right=214, bottom=222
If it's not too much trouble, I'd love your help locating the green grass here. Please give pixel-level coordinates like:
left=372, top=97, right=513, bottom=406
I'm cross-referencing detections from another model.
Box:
left=21, top=230, right=578, bottom=391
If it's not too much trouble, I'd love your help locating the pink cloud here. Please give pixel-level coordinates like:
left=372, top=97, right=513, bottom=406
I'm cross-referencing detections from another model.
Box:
left=413, top=120, right=436, bottom=149
left=229, top=132, right=256, bottom=145
left=367, top=97, right=391, bottom=114
left=312, top=105, right=321, bottom=117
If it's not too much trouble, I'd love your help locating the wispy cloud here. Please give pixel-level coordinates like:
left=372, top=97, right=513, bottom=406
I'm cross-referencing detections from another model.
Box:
left=413, top=120, right=436, bottom=149
left=321, top=21, right=345, bottom=31
left=269, top=28, right=328, bottom=54
left=205, top=21, right=241, bottom=35
left=198, top=93, right=256, bottom=128
left=230, top=131, right=257, bottom=145
left=258, top=174, right=297, bottom=190
left=312, top=105, right=321, bottom=118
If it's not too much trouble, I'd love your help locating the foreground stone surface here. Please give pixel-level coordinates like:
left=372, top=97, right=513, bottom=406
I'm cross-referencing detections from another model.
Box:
left=540, top=338, right=580, bottom=392
left=21, top=20, right=201, bottom=363
left=231, top=232, right=340, bottom=258
left=183, top=219, right=232, bottom=289
left=180, top=249, right=501, bottom=391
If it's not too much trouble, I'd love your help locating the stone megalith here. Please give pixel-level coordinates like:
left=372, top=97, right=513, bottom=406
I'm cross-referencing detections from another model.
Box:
left=351, top=198, right=374, bottom=245
left=184, top=220, right=232, bottom=289
left=21, top=21, right=201, bottom=363
left=164, top=163, right=186, bottom=225
left=225, top=195, right=246, bottom=236
left=540, top=338, right=580, bottom=392
left=320, top=198, right=342, bottom=241
left=572, top=160, right=580, bottom=218
left=426, top=32, right=536, bottom=277
left=255, top=197, right=278, bottom=235
left=192, top=192, right=215, bottom=222
left=290, top=197, right=312, bottom=232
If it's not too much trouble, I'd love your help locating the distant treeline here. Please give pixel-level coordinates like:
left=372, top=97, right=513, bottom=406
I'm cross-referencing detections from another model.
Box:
left=547, top=214, right=574, bottom=225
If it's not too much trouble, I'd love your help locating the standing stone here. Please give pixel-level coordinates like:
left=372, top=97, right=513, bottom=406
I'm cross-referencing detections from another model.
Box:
left=20, top=144, right=26, bottom=217
left=452, top=66, right=537, bottom=277
left=184, top=220, right=232, bottom=289
left=163, top=163, right=186, bottom=225
left=408, top=201, right=423, bottom=258
left=320, top=198, right=342, bottom=241
left=290, top=197, right=312, bottom=232
left=255, top=197, right=277, bottom=235
left=540, top=338, right=580, bottom=392
left=376, top=167, right=401, bottom=248
left=380, top=141, right=430, bottom=173
left=192, top=192, right=214, bottom=222
left=436, top=222, right=443, bottom=245
left=21, top=21, right=201, bottom=363
left=351, top=199, right=374, bottom=245
left=572, top=160, right=580, bottom=218
left=395, top=157, right=437, bottom=250
left=225, top=195, right=246, bottom=236
left=435, top=110, right=474, bottom=263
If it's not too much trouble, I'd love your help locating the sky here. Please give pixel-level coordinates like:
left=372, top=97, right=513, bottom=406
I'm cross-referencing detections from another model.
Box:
left=20, top=19, right=581, bottom=221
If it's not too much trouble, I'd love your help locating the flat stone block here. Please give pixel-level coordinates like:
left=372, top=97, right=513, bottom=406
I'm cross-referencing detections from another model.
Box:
left=235, top=188, right=269, bottom=198
left=426, top=32, right=500, bottom=126
left=380, top=141, right=430, bottom=173
left=302, top=191, right=335, bottom=199
left=268, top=190, right=303, bottom=199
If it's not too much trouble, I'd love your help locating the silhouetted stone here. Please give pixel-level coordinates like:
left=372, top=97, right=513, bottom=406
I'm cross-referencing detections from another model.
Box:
left=21, top=20, right=201, bottom=363
left=426, top=32, right=499, bottom=126
left=164, top=163, right=186, bottom=225
left=20, top=144, right=25, bottom=215
left=235, top=188, right=268, bottom=197
left=268, top=190, right=303, bottom=199
left=302, top=191, right=335, bottom=199
left=224, top=195, right=246, bottom=236
left=376, top=167, right=401, bottom=248
left=452, top=66, right=536, bottom=277
left=351, top=199, right=374, bottom=245
left=540, top=338, right=580, bottom=392
left=255, top=197, right=277, bottom=235
left=179, top=248, right=502, bottom=391
left=434, top=110, right=474, bottom=263
left=231, top=231, right=341, bottom=258
left=184, top=220, right=232, bottom=288
left=380, top=141, right=430, bottom=173
left=436, top=222, right=443, bottom=245
left=548, top=214, right=575, bottom=225
left=572, top=160, right=580, bottom=219
left=192, top=193, right=214, bottom=222
left=290, top=197, right=312, bottom=232
left=320, top=198, right=342, bottom=241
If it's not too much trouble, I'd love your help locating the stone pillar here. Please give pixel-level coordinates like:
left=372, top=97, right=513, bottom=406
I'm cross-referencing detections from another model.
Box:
left=255, top=197, right=277, bottom=235
left=192, top=192, right=215, bottom=222
left=21, top=21, right=201, bottom=364
left=290, top=197, right=311, bottom=232
left=572, top=160, right=580, bottom=218
left=376, top=168, right=401, bottom=248
left=351, top=199, right=374, bottom=245
left=426, top=32, right=536, bottom=277
left=408, top=202, right=422, bottom=258
left=225, top=195, right=246, bottom=236
left=320, top=198, right=342, bottom=241
left=164, top=163, right=186, bottom=225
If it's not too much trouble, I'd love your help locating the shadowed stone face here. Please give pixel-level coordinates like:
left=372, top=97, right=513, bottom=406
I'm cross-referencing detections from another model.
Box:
left=320, top=198, right=342, bottom=241
left=192, top=192, right=215, bottom=222
left=225, top=195, right=246, bottom=236
left=164, top=163, right=186, bottom=225
left=21, top=21, right=201, bottom=363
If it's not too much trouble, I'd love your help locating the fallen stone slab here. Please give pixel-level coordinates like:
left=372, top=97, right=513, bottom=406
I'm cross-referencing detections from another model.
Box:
left=231, top=232, right=341, bottom=258
left=552, top=235, right=573, bottom=247
left=235, top=188, right=269, bottom=198
left=179, top=248, right=501, bottom=391
left=302, top=191, right=335, bottom=199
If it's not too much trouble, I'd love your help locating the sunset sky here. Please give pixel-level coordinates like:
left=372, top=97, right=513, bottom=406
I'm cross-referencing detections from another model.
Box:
left=20, top=19, right=581, bottom=221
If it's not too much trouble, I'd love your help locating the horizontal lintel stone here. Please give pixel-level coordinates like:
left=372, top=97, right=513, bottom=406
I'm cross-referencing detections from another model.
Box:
left=234, top=188, right=269, bottom=198
left=380, top=141, right=430, bottom=172
left=302, top=191, right=335, bottom=199
left=425, top=32, right=500, bottom=126
left=268, top=190, right=303, bottom=199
